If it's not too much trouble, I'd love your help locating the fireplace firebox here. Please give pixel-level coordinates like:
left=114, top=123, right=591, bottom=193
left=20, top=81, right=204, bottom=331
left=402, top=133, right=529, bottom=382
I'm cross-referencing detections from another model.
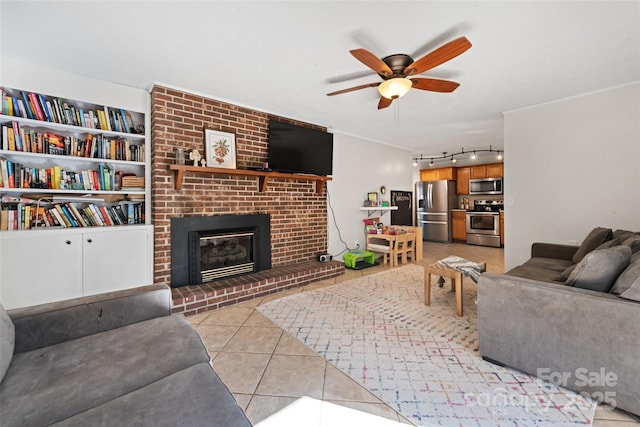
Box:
left=190, top=231, right=254, bottom=283
left=171, top=214, right=271, bottom=288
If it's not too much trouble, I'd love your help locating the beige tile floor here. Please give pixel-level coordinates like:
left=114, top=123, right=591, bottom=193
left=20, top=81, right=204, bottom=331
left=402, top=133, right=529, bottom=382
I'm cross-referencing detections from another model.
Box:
left=187, top=242, right=639, bottom=426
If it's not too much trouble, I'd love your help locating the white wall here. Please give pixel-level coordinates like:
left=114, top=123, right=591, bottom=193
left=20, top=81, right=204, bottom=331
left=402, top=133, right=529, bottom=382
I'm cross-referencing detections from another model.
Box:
left=503, top=82, right=640, bottom=270
left=1, top=58, right=149, bottom=113
left=327, top=132, right=413, bottom=261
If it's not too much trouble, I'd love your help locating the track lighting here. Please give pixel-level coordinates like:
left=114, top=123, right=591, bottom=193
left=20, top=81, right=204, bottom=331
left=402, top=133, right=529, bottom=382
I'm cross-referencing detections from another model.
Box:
left=412, top=146, right=503, bottom=166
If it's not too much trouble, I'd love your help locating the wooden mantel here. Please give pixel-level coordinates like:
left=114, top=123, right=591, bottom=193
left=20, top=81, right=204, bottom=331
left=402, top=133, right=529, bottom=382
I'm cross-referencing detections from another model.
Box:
left=168, top=165, right=332, bottom=194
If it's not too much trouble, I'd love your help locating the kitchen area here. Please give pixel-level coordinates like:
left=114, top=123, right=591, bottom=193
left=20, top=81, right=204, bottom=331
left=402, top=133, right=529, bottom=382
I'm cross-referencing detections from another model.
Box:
left=416, top=163, right=504, bottom=248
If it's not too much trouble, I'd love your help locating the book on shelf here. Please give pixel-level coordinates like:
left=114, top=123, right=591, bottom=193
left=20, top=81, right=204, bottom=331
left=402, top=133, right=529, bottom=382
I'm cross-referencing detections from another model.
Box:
left=11, top=97, right=22, bottom=118
left=0, top=209, right=8, bottom=230
left=20, top=92, right=35, bottom=120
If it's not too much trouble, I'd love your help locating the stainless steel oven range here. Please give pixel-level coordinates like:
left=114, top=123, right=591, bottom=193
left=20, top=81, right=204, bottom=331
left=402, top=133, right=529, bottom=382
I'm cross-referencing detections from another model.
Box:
left=465, top=200, right=503, bottom=248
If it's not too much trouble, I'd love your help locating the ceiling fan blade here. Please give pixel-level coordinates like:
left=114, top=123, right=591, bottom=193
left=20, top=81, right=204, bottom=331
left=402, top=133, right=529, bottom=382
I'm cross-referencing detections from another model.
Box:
left=326, top=82, right=381, bottom=96
left=378, top=96, right=393, bottom=110
left=411, top=78, right=460, bottom=93
left=326, top=70, right=375, bottom=84
left=350, top=48, right=394, bottom=77
left=404, top=36, right=472, bottom=76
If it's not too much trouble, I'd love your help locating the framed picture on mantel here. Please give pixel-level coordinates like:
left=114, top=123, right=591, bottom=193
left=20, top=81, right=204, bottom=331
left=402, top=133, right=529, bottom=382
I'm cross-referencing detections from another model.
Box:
left=204, top=127, right=236, bottom=169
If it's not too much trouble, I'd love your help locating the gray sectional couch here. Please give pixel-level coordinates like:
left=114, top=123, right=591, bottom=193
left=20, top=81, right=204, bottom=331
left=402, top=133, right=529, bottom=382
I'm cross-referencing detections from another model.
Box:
left=0, top=285, right=252, bottom=427
left=478, top=227, right=640, bottom=417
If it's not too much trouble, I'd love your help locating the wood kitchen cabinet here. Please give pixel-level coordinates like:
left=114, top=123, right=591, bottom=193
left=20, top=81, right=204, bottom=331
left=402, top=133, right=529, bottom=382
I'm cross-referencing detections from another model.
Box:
left=420, top=167, right=456, bottom=182
left=456, top=167, right=470, bottom=194
left=487, top=163, right=504, bottom=178
left=470, top=165, right=487, bottom=179
left=452, top=210, right=467, bottom=242
left=500, top=211, right=505, bottom=246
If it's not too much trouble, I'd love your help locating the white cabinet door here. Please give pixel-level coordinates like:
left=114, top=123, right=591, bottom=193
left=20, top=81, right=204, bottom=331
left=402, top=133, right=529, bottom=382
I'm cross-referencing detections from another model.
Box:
left=82, top=226, right=151, bottom=296
left=0, top=231, right=83, bottom=309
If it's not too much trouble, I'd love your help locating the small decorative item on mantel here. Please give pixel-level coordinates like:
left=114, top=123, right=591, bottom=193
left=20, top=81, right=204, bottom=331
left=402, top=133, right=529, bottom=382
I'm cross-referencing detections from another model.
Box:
left=174, top=147, right=185, bottom=165
left=189, top=149, right=203, bottom=166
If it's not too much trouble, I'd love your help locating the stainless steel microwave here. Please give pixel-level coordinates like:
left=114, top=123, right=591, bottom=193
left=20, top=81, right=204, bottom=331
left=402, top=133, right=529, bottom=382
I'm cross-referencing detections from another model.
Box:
left=469, top=177, right=503, bottom=195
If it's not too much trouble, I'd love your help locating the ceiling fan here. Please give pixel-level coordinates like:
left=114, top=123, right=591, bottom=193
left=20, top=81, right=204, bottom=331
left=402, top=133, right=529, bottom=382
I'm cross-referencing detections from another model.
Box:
left=326, top=36, right=472, bottom=110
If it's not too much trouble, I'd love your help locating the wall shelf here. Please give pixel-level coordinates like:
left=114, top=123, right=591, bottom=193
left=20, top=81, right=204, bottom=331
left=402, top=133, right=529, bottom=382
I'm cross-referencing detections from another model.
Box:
left=168, top=165, right=332, bottom=194
left=359, top=206, right=398, bottom=217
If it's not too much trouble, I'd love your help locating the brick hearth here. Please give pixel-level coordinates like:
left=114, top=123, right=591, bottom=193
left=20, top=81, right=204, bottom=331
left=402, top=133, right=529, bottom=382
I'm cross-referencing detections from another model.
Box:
left=171, top=260, right=343, bottom=316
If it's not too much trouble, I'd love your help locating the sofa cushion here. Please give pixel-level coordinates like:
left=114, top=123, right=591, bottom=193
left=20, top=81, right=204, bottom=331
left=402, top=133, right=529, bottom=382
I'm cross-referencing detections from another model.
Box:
left=52, top=363, right=252, bottom=427
left=524, top=257, right=574, bottom=272
left=506, top=265, right=566, bottom=283
left=0, top=314, right=211, bottom=426
left=610, top=253, right=640, bottom=298
left=0, top=303, right=14, bottom=383
left=556, top=264, right=577, bottom=281
left=572, top=227, right=613, bottom=263
left=565, top=246, right=632, bottom=292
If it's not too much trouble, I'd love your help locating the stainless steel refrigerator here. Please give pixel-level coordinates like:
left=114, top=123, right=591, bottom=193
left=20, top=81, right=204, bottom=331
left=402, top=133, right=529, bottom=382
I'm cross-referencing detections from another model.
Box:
left=416, top=180, right=456, bottom=242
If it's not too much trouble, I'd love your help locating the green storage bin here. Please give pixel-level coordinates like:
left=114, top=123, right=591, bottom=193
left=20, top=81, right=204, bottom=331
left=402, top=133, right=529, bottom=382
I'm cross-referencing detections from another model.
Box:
left=344, top=250, right=376, bottom=269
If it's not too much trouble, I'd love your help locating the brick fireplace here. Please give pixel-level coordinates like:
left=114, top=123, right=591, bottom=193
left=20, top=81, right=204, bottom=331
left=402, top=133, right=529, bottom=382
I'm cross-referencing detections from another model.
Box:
left=151, top=85, right=343, bottom=315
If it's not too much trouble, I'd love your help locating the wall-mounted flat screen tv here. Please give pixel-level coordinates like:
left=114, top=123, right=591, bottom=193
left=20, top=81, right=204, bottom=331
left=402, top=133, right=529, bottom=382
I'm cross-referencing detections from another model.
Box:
left=268, top=120, right=333, bottom=176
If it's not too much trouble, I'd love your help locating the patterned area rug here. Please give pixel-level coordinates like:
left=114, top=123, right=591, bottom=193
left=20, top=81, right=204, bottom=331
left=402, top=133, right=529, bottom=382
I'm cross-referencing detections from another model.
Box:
left=257, top=264, right=596, bottom=427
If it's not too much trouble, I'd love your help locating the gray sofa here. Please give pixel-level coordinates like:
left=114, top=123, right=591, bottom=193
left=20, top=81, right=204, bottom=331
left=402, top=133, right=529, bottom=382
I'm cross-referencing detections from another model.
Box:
left=478, top=227, right=640, bottom=417
left=0, top=285, right=252, bottom=427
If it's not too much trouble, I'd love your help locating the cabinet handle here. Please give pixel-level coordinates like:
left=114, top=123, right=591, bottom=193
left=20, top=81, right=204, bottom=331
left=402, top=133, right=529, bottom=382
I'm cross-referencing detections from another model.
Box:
left=65, top=240, right=71, bottom=245
left=87, top=239, right=93, bottom=243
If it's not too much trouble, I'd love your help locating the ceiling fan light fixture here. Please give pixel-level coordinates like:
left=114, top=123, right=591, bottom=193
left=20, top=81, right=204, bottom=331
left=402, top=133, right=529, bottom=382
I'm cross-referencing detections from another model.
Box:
left=378, top=77, right=412, bottom=99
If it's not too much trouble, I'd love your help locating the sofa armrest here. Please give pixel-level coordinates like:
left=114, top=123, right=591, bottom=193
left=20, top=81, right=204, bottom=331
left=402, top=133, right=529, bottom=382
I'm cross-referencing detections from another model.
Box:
left=531, top=242, right=579, bottom=260
left=477, top=273, right=640, bottom=416
left=8, top=284, right=171, bottom=354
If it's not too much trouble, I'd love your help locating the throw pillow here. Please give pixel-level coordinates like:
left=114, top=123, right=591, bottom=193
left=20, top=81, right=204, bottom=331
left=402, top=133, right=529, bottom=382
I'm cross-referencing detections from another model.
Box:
left=618, top=273, right=640, bottom=302
left=612, top=229, right=638, bottom=241
left=565, top=245, right=631, bottom=292
left=0, top=303, right=15, bottom=383
left=621, top=235, right=640, bottom=254
left=595, top=237, right=621, bottom=251
left=572, top=227, right=613, bottom=263
left=610, top=255, right=640, bottom=296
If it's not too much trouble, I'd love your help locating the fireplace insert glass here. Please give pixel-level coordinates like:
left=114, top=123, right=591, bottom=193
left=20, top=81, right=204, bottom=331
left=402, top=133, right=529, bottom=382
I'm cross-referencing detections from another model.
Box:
left=198, top=232, right=254, bottom=282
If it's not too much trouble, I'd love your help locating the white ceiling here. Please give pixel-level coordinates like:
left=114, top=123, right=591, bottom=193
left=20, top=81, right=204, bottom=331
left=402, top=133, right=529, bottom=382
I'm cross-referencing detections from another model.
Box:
left=2, top=1, right=639, bottom=163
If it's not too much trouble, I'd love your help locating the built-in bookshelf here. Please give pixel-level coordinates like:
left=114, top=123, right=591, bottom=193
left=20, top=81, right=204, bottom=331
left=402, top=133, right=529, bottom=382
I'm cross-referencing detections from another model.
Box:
left=0, top=81, right=152, bottom=309
left=0, top=86, right=148, bottom=231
